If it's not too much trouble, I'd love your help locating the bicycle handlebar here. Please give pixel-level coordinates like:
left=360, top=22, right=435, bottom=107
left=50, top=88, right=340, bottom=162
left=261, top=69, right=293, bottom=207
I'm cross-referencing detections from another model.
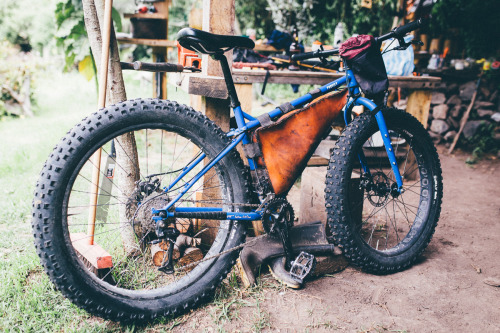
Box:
left=132, top=61, right=184, bottom=72
left=375, top=18, right=425, bottom=44
left=291, top=48, right=339, bottom=61
left=290, top=19, right=425, bottom=62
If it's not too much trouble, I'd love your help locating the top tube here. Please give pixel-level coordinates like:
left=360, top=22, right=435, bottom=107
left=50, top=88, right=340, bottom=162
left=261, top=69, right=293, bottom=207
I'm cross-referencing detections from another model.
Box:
left=234, top=75, right=348, bottom=133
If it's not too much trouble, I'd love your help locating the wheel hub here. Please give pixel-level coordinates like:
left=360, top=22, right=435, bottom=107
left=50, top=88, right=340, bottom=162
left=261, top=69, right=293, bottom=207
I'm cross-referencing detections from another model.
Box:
left=126, top=177, right=173, bottom=236
left=365, top=172, right=391, bottom=207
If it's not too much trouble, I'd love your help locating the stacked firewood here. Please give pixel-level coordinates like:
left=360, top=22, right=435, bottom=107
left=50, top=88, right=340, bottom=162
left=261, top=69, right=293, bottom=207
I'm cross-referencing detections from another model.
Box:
left=150, top=221, right=204, bottom=271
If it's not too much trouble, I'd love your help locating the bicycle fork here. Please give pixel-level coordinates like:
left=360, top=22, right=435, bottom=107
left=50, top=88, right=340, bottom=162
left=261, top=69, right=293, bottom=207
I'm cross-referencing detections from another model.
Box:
left=345, top=96, right=404, bottom=192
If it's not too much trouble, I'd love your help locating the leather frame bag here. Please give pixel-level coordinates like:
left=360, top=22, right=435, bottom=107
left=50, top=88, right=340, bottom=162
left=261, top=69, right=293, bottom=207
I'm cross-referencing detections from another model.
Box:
left=253, top=89, right=348, bottom=195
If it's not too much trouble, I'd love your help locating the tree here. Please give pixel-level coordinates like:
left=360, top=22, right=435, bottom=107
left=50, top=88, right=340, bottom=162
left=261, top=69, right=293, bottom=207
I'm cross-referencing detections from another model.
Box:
left=82, top=0, right=139, bottom=254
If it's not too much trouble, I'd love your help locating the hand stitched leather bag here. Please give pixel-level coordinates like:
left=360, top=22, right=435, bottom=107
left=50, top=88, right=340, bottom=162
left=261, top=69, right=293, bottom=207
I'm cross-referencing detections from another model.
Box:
left=253, top=89, right=348, bottom=195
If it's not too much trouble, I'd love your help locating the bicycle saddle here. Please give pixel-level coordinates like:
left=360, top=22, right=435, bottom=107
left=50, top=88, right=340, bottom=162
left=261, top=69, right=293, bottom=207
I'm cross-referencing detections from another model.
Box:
left=177, top=27, right=255, bottom=54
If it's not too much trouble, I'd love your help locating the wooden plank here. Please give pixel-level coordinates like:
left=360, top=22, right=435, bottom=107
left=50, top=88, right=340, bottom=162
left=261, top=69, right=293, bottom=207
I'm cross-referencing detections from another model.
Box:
left=116, top=37, right=177, bottom=47
left=177, top=74, right=228, bottom=99
left=124, top=13, right=168, bottom=19
left=307, top=156, right=329, bottom=166
left=254, top=44, right=283, bottom=52
left=235, top=83, right=253, bottom=114
left=152, top=51, right=167, bottom=99
left=313, top=139, right=336, bottom=159
left=70, top=232, right=113, bottom=269
left=299, top=167, right=327, bottom=224
left=233, top=70, right=441, bottom=88
left=406, top=90, right=431, bottom=128
left=176, top=71, right=441, bottom=98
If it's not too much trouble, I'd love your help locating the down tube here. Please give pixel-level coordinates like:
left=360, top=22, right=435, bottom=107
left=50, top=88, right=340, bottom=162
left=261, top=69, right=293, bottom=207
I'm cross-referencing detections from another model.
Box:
left=355, top=97, right=404, bottom=189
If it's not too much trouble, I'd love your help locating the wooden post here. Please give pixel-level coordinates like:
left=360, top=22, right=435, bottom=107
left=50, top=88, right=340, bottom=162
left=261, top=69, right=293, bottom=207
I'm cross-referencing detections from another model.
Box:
left=405, top=90, right=431, bottom=181
left=152, top=1, right=169, bottom=98
left=201, top=0, right=234, bottom=123
left=83, top=0, right=139, bottom=254
left=199, top=0, right=235, bottom=243
left=87, top=0, right=113, bottom=245
left=406, top=90, right=431, bottom=128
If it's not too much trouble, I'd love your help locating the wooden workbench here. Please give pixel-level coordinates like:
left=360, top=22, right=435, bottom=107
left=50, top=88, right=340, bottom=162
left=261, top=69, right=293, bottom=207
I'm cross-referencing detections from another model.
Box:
left=175, top=69, right=440, bottom=126
left=175, top=69, right=441, bottom=225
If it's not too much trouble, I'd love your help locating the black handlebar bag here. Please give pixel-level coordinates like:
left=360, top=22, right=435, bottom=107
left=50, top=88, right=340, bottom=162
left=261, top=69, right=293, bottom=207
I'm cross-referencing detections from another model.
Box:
left=340, top=35, right=389, bottom=100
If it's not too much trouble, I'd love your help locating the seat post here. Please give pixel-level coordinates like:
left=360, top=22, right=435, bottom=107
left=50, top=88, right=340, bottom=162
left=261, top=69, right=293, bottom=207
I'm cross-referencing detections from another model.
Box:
left=213, top=52, right=240, bottom=108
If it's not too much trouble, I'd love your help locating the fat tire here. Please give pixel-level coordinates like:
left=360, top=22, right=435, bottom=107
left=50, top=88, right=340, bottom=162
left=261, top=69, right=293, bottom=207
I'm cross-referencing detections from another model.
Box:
left=326, top=108, right=442, bottom=274
left=32, top=99, right=251, bottom=322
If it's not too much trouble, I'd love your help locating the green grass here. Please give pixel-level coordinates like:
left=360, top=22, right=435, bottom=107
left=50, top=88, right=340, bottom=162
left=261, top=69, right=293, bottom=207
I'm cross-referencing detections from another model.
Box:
left=0, top=66, right=281, bottom=332
left=0, top=66, right=325, bottom=332
left=0, top=68, right=193, bottom=332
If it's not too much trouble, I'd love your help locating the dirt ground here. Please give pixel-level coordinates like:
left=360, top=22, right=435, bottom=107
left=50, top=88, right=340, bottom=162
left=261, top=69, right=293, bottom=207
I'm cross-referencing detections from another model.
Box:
left=173, top=147, right=500, bottom=332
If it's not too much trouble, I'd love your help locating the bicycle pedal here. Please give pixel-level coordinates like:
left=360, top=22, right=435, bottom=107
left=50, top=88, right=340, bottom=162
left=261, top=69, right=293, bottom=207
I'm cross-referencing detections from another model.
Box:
left=289, top=251, right=316, bottom=283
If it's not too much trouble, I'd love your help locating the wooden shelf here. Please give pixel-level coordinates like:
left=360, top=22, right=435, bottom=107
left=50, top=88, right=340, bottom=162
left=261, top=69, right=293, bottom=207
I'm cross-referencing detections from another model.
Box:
left=116, top=37, right=177, bottom=47
left=174, top=70, right=441, bottom=100
left=124, top=13, right=168, bottom=20
left=254, top=44, right=313, bottom=53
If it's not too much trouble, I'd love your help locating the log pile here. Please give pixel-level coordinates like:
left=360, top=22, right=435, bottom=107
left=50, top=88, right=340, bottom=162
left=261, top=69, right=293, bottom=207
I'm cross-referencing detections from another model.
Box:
left=151, top=234, right=203, bottom=271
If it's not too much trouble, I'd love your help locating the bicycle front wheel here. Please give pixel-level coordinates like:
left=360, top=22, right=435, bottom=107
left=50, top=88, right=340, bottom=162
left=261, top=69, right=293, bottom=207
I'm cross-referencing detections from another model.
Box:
left=32, top=99, right=251, bottom=321
left=326, top=108, right=442, bottom=274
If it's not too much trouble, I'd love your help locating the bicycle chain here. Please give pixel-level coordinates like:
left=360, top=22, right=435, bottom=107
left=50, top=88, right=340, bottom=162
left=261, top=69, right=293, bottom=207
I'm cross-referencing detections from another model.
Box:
left=174, top=234, right=265, bottom=272
left=179, top=199, right=261, bottom=208
left=158, top=199, right=265, bottom=272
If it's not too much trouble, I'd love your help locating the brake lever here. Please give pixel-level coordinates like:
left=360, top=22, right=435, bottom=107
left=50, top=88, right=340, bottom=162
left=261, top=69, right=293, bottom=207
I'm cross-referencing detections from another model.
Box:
left=393, top=37, right=422, bottom=51
left=183, top=66, right=202, bottom=72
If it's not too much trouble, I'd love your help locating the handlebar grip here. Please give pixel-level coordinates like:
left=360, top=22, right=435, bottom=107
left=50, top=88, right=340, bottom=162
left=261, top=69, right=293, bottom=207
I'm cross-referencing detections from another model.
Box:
left=392, top=18, right=424, bottom=37
left=120, top=62, right=135, bottom=70
left=132, top=61, right=184, bottom=72
left=291, top=48, right=339, bottom=61
left=291, top=51, right=320, bottom=61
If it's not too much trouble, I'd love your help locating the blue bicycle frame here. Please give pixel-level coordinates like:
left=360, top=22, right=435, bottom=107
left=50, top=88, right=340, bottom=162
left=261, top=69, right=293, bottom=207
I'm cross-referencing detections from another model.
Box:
left=153, top=68, right=404, bottom=222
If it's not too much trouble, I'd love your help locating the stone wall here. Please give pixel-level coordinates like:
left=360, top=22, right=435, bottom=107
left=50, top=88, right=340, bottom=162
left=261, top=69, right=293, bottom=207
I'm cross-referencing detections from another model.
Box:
left=395, top=76, right=500, bottom=150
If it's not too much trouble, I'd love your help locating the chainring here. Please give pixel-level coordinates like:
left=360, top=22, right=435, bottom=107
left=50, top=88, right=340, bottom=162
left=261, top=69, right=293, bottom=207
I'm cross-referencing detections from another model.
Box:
left=261, top=198, right=295, bottom=235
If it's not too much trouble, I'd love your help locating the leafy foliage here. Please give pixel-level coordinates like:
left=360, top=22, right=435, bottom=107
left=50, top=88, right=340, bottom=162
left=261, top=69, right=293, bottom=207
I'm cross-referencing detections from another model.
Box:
left=0, top=42, right=42, bottom=118
left=0, top=0, right=57, bottom=52
left=236, top=0, right=274, bottom=37
left=464, top=122, right=497, bottom=164
left=54, top=0, right=88, bottom=71
left=54, top=0, right=122, bottom=77
left=237, top=0, right=397, bottom=45
left=430, top=0, right=500, bottom=58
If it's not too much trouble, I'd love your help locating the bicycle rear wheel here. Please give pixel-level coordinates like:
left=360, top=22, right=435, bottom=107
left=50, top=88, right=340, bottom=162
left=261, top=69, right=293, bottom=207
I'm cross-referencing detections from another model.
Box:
left=326, top=108, right=442, bottom=274
left=32, top=99, right=251, bottom=321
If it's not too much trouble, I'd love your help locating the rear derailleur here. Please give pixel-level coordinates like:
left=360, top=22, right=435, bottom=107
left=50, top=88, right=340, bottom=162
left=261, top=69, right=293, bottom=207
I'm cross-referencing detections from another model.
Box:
left=152, top=216, right=179, bottom=274
left=126, top=176, right=179, bottom=274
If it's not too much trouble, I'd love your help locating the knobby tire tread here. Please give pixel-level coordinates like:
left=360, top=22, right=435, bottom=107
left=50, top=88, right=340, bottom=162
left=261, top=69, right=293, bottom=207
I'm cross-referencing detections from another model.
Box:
left=325, top=108, right=443, bottom=274
left=32, top=99, right=252, bottom=322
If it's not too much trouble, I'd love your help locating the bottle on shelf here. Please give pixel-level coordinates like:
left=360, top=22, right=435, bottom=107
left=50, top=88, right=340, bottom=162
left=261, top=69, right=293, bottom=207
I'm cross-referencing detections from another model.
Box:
left=289, top=28, right=300, bottom=71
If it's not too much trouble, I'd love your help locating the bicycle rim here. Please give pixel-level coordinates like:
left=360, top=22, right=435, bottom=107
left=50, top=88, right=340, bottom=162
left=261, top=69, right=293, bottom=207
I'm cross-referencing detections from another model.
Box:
left=64, top=125, right=236, bottom=293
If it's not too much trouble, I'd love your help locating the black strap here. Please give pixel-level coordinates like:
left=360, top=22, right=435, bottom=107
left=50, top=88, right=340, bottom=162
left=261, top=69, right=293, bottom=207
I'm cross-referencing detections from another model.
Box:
left=369, top=105, right=384, bottom=115
left=257, top=113, right=273, bottom=127
left=308, top=88, right=322, bottom=99
left=242, top=142, right=262, bottom=159
left=261, top=69, right=271, bottom=95
left=278, top=102, right=295, bottom=114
